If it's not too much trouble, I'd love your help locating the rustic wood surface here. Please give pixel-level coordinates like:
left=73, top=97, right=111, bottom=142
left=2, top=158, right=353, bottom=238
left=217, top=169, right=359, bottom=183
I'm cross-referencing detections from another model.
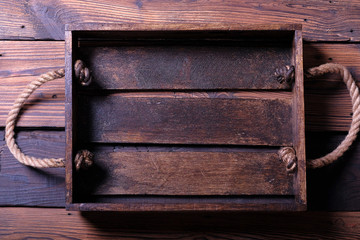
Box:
left=80, top=45, right=291, bottom=90
left=1, top=208, right=360, bottom=239
left=1, top=0, right=359, bottom=42
left=78, top=95, right=292, bottom=145
left=1, top=0, right=360, bottom=237
left=0, top=41, right=65, bottom=127
left=0, top=131, right=65, bottom=207
left=91, top=151, right=293, bottom=195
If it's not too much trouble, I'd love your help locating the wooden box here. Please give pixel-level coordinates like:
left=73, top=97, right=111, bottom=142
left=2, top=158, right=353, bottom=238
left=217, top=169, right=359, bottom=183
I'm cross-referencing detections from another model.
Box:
left=65, top=24, right=306, bottom=211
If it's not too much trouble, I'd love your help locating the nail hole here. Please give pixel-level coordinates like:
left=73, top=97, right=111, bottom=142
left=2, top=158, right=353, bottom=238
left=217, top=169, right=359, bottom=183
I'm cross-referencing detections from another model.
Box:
left=21, top=25, right=25, bottom=28
left=329, top=0, right=332, bottom=3
left=0, top=54, right=2, bottom=57
left=328, top=57, right=333, bottom=61
left=350, top=112, right=353, bottom=116
left=350, top=29, right=354, bottom=33
left=67, top=213, right=72, bottom=215
left=52, top=94, right=57, bottom=99
left=304, top=19, right=308, bottom=22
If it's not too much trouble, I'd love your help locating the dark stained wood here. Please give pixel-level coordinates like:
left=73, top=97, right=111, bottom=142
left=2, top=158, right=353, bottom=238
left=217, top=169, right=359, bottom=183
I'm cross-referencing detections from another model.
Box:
left=69, top=202, right=302, bottom=212
left=65, top=29, right=74, bottom=206
left=66, top=25, right=304, bottom=211
left=304, top=44, right=360, bottom=87
left=78, top=95, right=292, bottom=146
left=91, top=151, right=293, bottom=195
left=80, top=45, right=291, bottom=90
left=1, top=208, right=360, bottom=239
left=305, top=88, right=354, bottom=132
left=1, top=1, right=360, bottom=41
left=292, top=29, right=306, bottom=206
left=0, top=131, right=65, bottom=207
left=1, top=42, right=358, bottom=131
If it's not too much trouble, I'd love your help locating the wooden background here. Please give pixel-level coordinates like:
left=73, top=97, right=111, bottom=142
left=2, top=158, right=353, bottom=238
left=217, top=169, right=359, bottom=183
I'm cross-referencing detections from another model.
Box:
left=1, top=0, right=360, bottom=238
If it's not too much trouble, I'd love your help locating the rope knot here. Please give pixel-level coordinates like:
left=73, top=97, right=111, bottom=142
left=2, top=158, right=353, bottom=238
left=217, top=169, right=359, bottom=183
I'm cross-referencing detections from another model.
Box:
left=275, top=65, right=295, bottom=84
left=74, top=150, right=94, bottom=171
left=74, top=60, right=92, bottom=86
left=278, top=147, right=297, bottom=173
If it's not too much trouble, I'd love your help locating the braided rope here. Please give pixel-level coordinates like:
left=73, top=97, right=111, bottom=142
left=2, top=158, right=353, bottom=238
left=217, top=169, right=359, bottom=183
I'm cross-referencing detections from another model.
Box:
left=5, top=69, right=66, bottom=168
left=307, top=63, right=360, bottom=168
left=278, top=147, right=297, bottom=173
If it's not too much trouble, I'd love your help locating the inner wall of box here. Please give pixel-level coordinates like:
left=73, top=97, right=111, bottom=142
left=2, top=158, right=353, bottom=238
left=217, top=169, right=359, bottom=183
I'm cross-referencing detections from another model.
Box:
left=70, top=30, right=299, bottom=205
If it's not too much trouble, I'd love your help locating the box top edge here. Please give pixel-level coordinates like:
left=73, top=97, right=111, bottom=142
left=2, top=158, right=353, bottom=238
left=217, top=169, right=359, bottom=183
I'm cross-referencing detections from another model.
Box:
left=65, top=23, right=302, bottom=31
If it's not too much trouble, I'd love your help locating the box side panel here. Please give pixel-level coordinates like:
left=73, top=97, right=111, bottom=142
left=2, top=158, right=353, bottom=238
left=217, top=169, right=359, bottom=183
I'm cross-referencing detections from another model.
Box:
left=65, top=30, right=74, bottom=208
left=292, top=29, right=307, bottom=210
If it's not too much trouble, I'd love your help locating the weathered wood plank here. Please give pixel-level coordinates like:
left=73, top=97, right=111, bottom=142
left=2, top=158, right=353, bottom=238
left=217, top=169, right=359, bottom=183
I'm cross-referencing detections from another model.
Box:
left=305, top=44, right=360, bottom=82
left=292, top=30, right=306, bottom=206
left=1, top=0, right=360, bottom=41
left=78, top=95, right=292, bottom=146
left=0, top=41, right=359, bottom=131
left=0, top=131, right=65, bottom=207
left=91, top=151, right=293, bottom=195
left=0, top=41, right=65, bottom=128
left=81, top=45, right=291, bottom=90
left=1, top=208, right=360, bottom=239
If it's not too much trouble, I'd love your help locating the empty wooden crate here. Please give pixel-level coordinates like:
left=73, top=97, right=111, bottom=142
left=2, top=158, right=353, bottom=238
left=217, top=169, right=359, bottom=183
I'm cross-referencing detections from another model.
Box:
left=65, top=23, right=306, bottom=211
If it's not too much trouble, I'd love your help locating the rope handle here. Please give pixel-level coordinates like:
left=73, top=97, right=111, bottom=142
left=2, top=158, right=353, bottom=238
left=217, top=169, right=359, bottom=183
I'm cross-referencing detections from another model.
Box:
left=306, top=63, right=360, bottom=168
left=4, top=63, right=360, bottom=169
left=5, top=69, right=66, bottom=168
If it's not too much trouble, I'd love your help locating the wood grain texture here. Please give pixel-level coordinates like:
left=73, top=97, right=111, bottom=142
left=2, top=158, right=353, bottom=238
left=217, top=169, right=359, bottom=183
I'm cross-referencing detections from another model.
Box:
left=78, top=95, right=292, bottom=146
left=0, top=131, right=65, bottom=207
left=292, top=30, right=306, bottom=206
left=1, top=0, right=360, bottom=41
left=0, top=41, right=65, bottom=128
left=68, top=23, right=302, bottom=32
left=0, top=41, right=358, bottom=131
left=304, top=43, right=360, bottom=131
left=91, top=151, right=293, bottom=195
left=80, top=45, right=291, bottom=90
left=1, top=208, right=360, bottom=239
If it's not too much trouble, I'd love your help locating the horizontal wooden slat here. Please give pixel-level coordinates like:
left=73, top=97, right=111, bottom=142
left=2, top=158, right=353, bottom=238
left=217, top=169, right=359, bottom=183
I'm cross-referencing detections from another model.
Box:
left=0, top=41, right=359, bottom=131
left=1, top=0, right=360, bottom=41
left=1, top=208, right=360, bottom=239
left=78, top=95, right=292, bottom=146
left=0, top=131, right=65, bottom=207
left=0, top=41, right=65, bottom=127
left=81, top=45, right=291, bottom=90
left=70, top=23, right=301, bottom=32
left=91, top=151, right=293, bottom=196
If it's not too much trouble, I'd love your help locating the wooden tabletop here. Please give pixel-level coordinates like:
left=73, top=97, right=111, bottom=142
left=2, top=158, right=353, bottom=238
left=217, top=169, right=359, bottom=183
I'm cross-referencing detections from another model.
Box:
left=1, top=0, right=360, bottom=238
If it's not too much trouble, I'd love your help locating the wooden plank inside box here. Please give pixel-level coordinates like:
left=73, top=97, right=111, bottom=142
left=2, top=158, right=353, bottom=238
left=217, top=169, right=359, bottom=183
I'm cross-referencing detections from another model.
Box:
left=65, top=24, right=306, bottom=211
